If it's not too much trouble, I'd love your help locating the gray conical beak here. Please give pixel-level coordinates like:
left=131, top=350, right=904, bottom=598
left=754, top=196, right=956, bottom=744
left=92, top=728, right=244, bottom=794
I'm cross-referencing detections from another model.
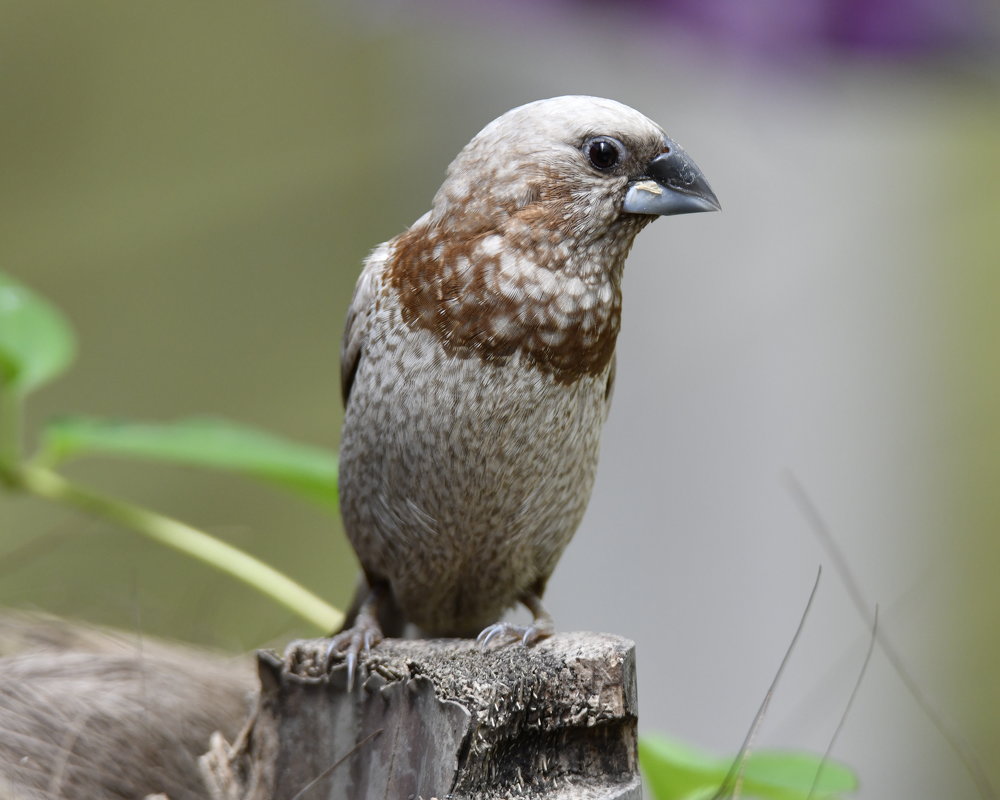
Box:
left=623, top=138, right=720, bottom=216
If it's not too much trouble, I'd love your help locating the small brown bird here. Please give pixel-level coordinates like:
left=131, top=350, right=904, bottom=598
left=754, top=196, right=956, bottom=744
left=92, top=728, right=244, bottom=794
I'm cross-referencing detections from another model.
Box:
left=331, top=96, right=718, bottom=677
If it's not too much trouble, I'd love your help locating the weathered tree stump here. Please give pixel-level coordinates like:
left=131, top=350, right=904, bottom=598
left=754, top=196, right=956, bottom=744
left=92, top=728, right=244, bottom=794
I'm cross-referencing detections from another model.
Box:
left=202, top=632, right=640, bottom=800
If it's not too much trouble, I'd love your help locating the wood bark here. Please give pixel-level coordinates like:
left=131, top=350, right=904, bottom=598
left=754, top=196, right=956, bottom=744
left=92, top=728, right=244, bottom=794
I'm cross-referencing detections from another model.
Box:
left=202, top=632, right=640, bottom=800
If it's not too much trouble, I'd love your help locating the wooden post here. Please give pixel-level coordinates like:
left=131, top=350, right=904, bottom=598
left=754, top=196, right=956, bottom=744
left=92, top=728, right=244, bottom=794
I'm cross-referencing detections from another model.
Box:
left=202, top=632, right=641, bottom=800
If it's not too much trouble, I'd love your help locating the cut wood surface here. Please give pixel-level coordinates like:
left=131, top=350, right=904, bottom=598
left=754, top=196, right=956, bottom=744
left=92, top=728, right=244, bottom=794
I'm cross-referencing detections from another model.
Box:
left=203, top=632, right=640, bottom=800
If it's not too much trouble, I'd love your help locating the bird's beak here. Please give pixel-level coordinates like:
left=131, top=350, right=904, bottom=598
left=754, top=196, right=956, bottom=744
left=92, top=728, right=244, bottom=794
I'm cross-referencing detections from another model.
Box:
left=623, top=138, right=720, bottom=216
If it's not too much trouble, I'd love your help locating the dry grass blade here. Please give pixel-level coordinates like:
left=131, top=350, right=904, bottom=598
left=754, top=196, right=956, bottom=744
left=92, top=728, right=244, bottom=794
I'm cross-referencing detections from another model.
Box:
left=785, top=471, right=995, bottom=800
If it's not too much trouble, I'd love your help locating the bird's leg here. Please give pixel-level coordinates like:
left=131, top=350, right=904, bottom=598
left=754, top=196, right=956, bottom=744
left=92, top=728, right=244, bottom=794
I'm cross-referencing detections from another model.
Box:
left=476, top=590, right=555, bottom=650
left=323, top=585, right=384, bottom=689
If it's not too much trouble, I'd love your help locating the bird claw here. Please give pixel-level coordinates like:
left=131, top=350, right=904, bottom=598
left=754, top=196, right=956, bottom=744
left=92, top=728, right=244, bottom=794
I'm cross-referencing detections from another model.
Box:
left=476, top=621, right=552, bottom=650
left=323, top=621, right=383, bottom=690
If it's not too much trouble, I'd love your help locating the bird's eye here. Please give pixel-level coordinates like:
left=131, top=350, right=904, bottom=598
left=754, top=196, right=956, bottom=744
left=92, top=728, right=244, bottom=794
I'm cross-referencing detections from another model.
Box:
left=584, top=137, right=623, bottom=171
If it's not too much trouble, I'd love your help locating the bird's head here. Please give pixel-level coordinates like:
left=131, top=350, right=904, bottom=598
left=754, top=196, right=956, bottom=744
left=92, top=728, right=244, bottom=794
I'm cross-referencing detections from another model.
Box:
left=388, top=97, right=719, bottom=383
left=430, top=95, right=720, bottom=252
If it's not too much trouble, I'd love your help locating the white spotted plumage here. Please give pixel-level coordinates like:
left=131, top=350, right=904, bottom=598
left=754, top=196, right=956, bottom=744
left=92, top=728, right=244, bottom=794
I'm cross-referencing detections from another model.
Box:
left=329, top=96, right=717, bottom=652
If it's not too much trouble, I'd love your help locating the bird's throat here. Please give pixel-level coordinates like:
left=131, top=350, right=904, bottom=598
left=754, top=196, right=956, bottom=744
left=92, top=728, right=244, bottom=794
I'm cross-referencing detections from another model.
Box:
left=388, top=222, right=624, bottom=385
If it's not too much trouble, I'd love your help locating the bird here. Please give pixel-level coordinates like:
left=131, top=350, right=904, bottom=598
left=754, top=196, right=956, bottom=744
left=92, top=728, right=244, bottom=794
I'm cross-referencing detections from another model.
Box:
left=328, top=96, right=719, bottom=681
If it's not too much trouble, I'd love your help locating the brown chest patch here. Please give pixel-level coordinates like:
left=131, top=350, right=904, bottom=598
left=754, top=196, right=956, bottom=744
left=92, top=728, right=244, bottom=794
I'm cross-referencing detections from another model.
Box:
left=387, top=220, right=629, bottom=384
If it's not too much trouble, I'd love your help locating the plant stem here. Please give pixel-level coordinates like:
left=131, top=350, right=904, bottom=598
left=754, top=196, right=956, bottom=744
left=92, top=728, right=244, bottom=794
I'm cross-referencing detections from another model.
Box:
left=0, top=383, right=20, bottom=470
left=9, top=464, right=343, bottom=632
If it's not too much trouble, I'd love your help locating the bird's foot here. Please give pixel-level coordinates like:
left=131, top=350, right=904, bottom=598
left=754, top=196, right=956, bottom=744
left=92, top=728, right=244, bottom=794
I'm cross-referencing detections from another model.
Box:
left=322, top=613, right=383, bottom=690
left=476, top=618, right=554, bottom=650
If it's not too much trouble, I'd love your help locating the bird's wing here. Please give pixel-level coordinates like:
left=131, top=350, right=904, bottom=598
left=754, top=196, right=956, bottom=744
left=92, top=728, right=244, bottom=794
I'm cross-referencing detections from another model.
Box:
left=603, top=353, right=617, bottom=417
left=341, top=243, right=389, bottom=407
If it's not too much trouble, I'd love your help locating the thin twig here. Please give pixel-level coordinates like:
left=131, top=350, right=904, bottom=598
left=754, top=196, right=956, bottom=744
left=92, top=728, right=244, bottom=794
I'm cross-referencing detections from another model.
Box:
left=785, top=471, right=996, bottom=800
left=713, top=566, right=823, bottom=799
left=808, top=605, right=878, bottom=799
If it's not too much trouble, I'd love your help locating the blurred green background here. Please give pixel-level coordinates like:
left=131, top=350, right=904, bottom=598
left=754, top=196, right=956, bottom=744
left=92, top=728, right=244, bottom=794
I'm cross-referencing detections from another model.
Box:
left=1, top=1, right=998, bottom=797
left=1, top=1, right=417, bottom=647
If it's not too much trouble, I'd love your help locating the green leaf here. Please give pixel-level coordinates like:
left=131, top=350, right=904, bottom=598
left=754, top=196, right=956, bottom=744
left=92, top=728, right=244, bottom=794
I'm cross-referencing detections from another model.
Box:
left=741, top=751, right=857, bottom=797
left=0, top=272, right=75, bottom=394
left=640, top=735, right=730, bottom=800
left=639, top=734, right=857, bottom=800
left=40, top=416, right=338, bottom=510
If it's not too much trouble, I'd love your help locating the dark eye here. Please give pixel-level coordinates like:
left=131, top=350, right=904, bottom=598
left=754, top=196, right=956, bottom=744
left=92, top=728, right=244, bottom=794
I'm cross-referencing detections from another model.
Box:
left=584, top=136, right=623, bottom=171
